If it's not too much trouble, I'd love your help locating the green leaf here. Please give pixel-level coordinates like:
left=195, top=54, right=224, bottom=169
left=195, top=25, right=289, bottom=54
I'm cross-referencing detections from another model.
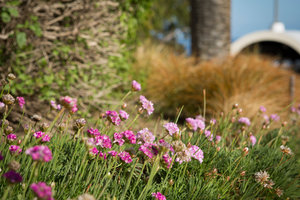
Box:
left=16, top=32, right=27, bottom=48
left=1, top=12, right=11, bottom=23
left=8, top=7, right=19, bottom=17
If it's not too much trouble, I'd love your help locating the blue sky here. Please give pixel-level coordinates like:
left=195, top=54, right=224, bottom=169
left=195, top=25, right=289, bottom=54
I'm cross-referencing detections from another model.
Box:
left=177, top=0, right=300, bottom=54
left=232, top=0, right=300, bottom=40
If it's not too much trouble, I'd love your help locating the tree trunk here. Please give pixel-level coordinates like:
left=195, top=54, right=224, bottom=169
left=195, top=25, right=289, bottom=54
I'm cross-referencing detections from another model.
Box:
left=190, top=0, right=231, bottom=61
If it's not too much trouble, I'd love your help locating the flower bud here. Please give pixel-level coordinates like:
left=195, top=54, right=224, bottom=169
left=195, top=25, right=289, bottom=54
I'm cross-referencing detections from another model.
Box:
left=281, top=121, right=288, bottom=127
left=169, top=179, right=174, bottom=186
left=31, top=114, right=42, bottom=122
left=216, top=146, right=221, bottom=151
left=122, top=103, right=127, bottom=109
left=4, top=126, right=13, bottom=135
left=74, top=118, right=86, bottom=130
left=238, top=108, right=243, bottom=114
left=7, top=73, right=16, bottom=81
left=240, top=171, right=246, bottom=176
left=8, top=160, right=20, bottom=171
left=243, top=147, right=249, bottom=156
left=232, top=103, right=239, bottom=109
left=2, top=94, right=15, bottom=105
left=0, top=79, right=8, bottom=87
left=40, top=122, right=50, bottom=132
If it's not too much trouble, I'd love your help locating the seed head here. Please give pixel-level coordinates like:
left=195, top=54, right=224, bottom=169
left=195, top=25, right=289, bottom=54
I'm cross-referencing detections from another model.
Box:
left=2, top=94, right=15, bottom=105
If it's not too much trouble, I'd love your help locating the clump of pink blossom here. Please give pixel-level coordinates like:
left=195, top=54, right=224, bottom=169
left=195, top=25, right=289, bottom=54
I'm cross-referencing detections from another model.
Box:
left=186, top=118, right=198, bottom=131
left=216, top=135, right=221, bottom=143
left=152, top=192, right=166, bottom=200
left=16, top=97, right=25, bottom=109
left=163, top=122, right=179, bottom=136
left=114, top=132, right=125, bottom=146
left=89, top=147, right=99, bottom=156
left=7, top=133, right=17, bottom=142
left=139, top=143, right=158, bottom=159
left=238, top=117, right=251, bottom=126
left=139, top=95, right=154, bottom=115
left=250, top=135, right=257, bottom=146
left=189, top=145, right=204, bottom=163
left=99, top=151, right=107, bottom=159
left=108, top=150, right=118, bottom=157
left=118, top=151, right=132, bottom=163
left=259, top=106, right=266, bottom=113
left=119, top=110, right=129, bottom=120
left=136, top=128, right=155, bottom=144
left=122, top=130, right=136, bottom=144
left=26, top=145, right=52, bottom=162
left=204, top=130, right=213, bottom=141
left=95, top=135, right=112, bottom=149
left=132, top=80, right=141, bottom=91
left=87, top=128, right=101, bottom=137
left=270, top=114, right=280, bottom=122
left=60, top=96, right=78, bottom=113
left=30, top=182, right=54, bottom=200
left=9, top=145, right=22, bottom=154
left=162, top=153, right=172, bottom=168
left=106, top=111, right=121, bottom=126
left=50, top=100, right=61, bottom=110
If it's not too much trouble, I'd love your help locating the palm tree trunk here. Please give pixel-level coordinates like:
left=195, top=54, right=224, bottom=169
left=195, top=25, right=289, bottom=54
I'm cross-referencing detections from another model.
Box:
left=190, top=0, right=231, bottom=61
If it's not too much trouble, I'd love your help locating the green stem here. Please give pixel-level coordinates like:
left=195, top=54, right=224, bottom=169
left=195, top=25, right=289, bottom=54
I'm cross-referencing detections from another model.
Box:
left=1, top=185, right=11, bottom=200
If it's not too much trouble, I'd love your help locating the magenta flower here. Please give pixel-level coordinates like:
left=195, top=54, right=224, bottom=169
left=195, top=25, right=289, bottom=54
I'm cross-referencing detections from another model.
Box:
left=189, top=145, right=204, bottom=163
left=186, top=118, right=198, bottom=131
left=95, top=135, right=112, bottom=149
left=30, top=182, right=54, bottom=200
left=87, top=128, right=101, bottom=137
left=41, top=134, right=51, bottom=142
left=270, top=114, right=280, bottom=122
left=238, top=117, right=251, bottom=126
left=106, top=110, right=121, bottom=126
left=26, top=145, right=52, bottom=162
left=118, top=151, right=132, bottom=163
left=119, top=110, right=129, bottom=121
left=50, top=100, right=61, bottom=110
left=152, top=192, right=166, bottom=200
left=123, top=130, right=136, bottom=144
left=204, top=130, right=213, bottom=141
left=60, top=96, right=78, bottom=113
left=163, top=122, right=179, bottom=136
left=89, top=147, right=99, bottom=156
left=114, top=132, right=125, bottom=146
left=216, top=135, right=221, bottom=143
left=132, top=80, right=141, bottom=91
left=162, top=153, right=172, bottom=169
left=139, top=95, right=154, bottom=115
left=0, top=152, right=3, bottom=161
left=136, top=128, right=155, bottom=144
left=16, top=97, right=25, bottom=109
left=259, top=106, right=266, bottom=113
left=34, top=131, right=45, bottom=139
left=9, top=145, right=22, bottom=154
left=108, top=150, right=118, bottom=157
left=99, top=151, right=107, bottom=159
left=7, top=133, right=17, bottom=141
left=196, top=118, right=205, bottom=130
left=250, top=135, right=257, bottom=146
left=139, top=143, right=157, bottom=159
left=3, top=170, right=23, bottom=184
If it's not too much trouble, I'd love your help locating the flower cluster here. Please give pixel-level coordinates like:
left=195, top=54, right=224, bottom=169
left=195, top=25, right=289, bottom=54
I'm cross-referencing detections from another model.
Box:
left=119, top=110, right=129, bottom=121
left=16, top=97, right=25, bottom=109
left=186, top=117, right=205, bottom=131
left=163, top=122, right=179, bottom=136
left=26, top=145, right=52, bottom=162
left=139, top=143, right=158, bottom=159
left=30, top=182, right=54, bottom=200
left=280, top=145, right=293, bottom=155
left=132, top=80, right=141, bottom=91
left=9, top=145, right=22, bottom=154
left=136, top=128, right=155, bottom=144
left=2, top=170, right=23, bottom=184
left=238, top=117, right=251, bottom=126
left=139, top=95, right=154, bottom=115
left=33, top=131, right=51, bottom=142
left=60, top=96, right=78, bottom=113
left=7, top=133, right=17, bottom=142
left=113, top=131, right=136, bottom=146
left=50, top=100, right=61, bottom=110
left=87, top=128, right=101, bottom=137
left=106, top=111, right=121, bottom=126
left=255, top=170, right=275, bottom=189
left=152, top=192, right=166, bottom=200
left=118, top=151, right=132, bottom=163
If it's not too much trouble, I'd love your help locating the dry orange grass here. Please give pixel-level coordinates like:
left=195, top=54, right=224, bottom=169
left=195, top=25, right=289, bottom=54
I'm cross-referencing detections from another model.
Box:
left=133, top=42, right=300, bottom=119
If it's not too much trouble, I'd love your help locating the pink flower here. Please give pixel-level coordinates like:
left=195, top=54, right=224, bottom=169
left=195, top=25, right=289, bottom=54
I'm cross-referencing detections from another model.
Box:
left=139, top=143, right=157, bottom=159
left=0, top=102, right=4, bottom=108
left=108, top=151, right=118, bottom=157
left=270, top=114, right=280, bottom=122
left=16, top=97, right=25, bottom=109
left=216, top=135, right=221, bottom=143
left=118, top=151, right=132, bottom=163
left=250, top=135, right=257, bottom=146
left=259, top=106, right=266, bottom=113
left=89, top=147, right=99, bottom=156
left=195, top=118, right=205, bottom=130
left=26, top=145, right=52, bottom=162
left=60, top=96, right=78, bottom=113
left=7, top=133, right=17, bottom=141
left=163, top=122, right=179, bottom=136
left=204, top=130, right=213, bottom=141
left=95, top=135, right=112, bottom=149
left=123, top=130, right=136, bottom=144
left=189, top=145, right=204, bottom=163
left=30, top=182, right=54, bottom=200
left=162, top=153, right=172, bottom=168
left=99, top=151, right=107, bottom=159
left=139, top=95, right=154, bottom=115
left=41, top=134, right=51, bottom=142
left=152, top=192, right=166, bottom=200
left=210, top=118, right=216, bottom=125
left=132, top=80, right=141, bottom=91
left=186, top=118, right=198, bottom=131
left=9, top=145, right=22, bottom=154
left=136, top=128, right=155, bottom=144
left=114, top=132, right=125, bottom=146
left=119, top=110, right=129, bottom=120
left=158, top=139, right=174, bottom=153
left=87, top=128, right=101, bottom=137
left=34, top=131, right=45, bottom=139
left=238, top=117, right=251, bottom=126
left=106, top=111, right=121, bottom=126
left=50, top=100, right=61, bottom=110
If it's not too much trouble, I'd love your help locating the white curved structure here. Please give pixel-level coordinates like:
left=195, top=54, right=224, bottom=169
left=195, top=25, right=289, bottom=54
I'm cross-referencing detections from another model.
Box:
left=231, top=30, right=300, bottom=56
